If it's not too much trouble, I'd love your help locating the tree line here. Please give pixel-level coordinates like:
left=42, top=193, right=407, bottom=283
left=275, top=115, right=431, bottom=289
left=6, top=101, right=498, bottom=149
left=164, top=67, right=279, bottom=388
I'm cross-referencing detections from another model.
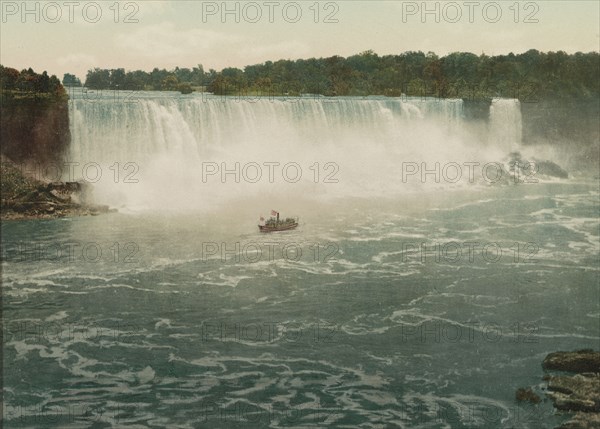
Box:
left=82, top=65, right=208, bottom=94
left=215, top=50, right=599, bottom=100
left=0, top=66, right=65, bottom=99
left=79, top=50, right=599, bottom=101
left=3, top=49, right=598, bottom=102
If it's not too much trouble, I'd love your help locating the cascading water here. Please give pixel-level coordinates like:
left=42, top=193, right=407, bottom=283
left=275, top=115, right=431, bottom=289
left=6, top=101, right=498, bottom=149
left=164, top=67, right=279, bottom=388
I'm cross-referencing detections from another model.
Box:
left=67, top=91, right=521, bottom=211
left=488, top=98, right=523, bottom=152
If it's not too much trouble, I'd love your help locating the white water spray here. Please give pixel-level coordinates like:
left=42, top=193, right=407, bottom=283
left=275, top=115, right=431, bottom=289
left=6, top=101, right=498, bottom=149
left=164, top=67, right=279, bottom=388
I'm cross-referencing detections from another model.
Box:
left=488, top=98, right=523, bottom=152
left=68, top=91, right=524, bottom=212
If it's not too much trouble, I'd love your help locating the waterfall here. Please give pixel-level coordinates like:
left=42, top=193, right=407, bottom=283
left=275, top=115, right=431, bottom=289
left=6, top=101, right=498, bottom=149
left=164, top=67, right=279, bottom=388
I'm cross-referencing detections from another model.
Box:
left=488, top=99, right=523, bottom=152
left=69, top=93, right=465, bottom=162
left=67, top=91, right=519, bottom=211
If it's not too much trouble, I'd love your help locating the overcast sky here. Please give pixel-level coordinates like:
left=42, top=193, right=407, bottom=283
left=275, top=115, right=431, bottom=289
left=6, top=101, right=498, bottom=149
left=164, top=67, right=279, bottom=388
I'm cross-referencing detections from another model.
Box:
left=1, top=1, right=599, bottom=79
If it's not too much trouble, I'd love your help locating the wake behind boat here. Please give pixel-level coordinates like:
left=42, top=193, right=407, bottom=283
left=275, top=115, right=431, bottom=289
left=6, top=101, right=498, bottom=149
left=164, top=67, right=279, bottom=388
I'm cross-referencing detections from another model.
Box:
left=259, top=210, right=299, bottom=232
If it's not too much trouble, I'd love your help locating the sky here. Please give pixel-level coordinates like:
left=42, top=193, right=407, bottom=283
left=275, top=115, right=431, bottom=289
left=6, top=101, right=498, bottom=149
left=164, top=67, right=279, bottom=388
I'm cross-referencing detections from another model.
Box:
left=1, top=0, right=599, bottom=80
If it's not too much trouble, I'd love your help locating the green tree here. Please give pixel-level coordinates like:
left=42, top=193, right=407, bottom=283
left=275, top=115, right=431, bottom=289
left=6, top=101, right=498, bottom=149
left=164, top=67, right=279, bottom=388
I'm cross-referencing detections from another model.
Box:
left=85, top=68, right=110, bottom=89
left=110, top=68, right=126, bottom=89
left=1, top=66, right=20, bottom=90
left=161, top=74, right=179, bottom=91
left=63, top=73, right=82, bottom=87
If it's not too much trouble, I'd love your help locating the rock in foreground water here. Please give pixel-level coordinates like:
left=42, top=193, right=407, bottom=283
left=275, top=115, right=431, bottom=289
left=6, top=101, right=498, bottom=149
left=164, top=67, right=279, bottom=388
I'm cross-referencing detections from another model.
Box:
left=543, top=350, right=600, bottom=373
left=541, top=350, right=600, bottom=429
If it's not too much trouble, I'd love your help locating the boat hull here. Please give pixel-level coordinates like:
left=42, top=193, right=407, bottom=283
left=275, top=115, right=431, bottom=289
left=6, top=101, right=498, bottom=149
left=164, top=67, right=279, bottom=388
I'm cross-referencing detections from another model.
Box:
left=258, top=223, right=298, bottom=232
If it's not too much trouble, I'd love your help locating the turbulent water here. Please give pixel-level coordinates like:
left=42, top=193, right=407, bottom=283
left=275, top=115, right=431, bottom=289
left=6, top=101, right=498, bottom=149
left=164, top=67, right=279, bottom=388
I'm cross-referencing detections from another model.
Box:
left=2, top=91, right=599, bottom=428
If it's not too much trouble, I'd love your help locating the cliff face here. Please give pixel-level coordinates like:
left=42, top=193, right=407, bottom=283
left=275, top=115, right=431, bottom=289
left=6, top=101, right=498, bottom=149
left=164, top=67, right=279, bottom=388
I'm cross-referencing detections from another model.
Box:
left=521, top=99, right=599, bottom=146
left=521, top=99, right=600, bottom=166
left=0, top=95, right=71, bottom=166
left=0, top=93, right=100, bottom=220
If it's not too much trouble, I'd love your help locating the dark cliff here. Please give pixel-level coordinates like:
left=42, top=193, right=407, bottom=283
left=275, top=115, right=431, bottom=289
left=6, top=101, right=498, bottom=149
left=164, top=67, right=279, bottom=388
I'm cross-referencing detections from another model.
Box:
left=463, top=98, right=599, bottom=165
left=521, top=99, right=599, bottom=161
left=0, top=94, right=71, bottom=167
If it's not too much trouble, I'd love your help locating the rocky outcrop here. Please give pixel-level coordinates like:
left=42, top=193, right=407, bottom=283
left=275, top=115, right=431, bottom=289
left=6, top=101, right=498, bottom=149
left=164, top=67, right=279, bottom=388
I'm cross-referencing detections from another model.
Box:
left=1, top=158, right=112, bottom=220
left=543, top=350, right=600, bottom=428
left=485, top=152, right=571, bottom=185
left=557, top=412, right=600, bottom=429
left=545, top=373, right=600, bottom=413
left=519, top=350, right=600, bottom=429
left=516, top=387, right=541, bottom=404
left=544, top=350, right=600, bottom=374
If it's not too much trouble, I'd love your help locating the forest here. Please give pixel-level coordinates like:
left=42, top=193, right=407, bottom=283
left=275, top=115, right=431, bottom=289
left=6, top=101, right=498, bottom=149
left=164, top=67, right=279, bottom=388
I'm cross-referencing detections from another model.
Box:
left=1, top=50, right=597, bottom=102
left=75, top=50, right=599, bottom=101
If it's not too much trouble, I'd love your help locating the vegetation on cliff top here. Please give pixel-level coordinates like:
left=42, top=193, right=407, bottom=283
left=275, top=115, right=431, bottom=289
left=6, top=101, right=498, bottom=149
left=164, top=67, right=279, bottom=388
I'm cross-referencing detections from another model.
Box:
left=0, top=65, right=67, bottom=102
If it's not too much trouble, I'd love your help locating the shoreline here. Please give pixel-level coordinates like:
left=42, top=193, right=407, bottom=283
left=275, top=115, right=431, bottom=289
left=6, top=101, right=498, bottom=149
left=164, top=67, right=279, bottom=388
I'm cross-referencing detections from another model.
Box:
left=1, top=203, right=115, bottom=221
